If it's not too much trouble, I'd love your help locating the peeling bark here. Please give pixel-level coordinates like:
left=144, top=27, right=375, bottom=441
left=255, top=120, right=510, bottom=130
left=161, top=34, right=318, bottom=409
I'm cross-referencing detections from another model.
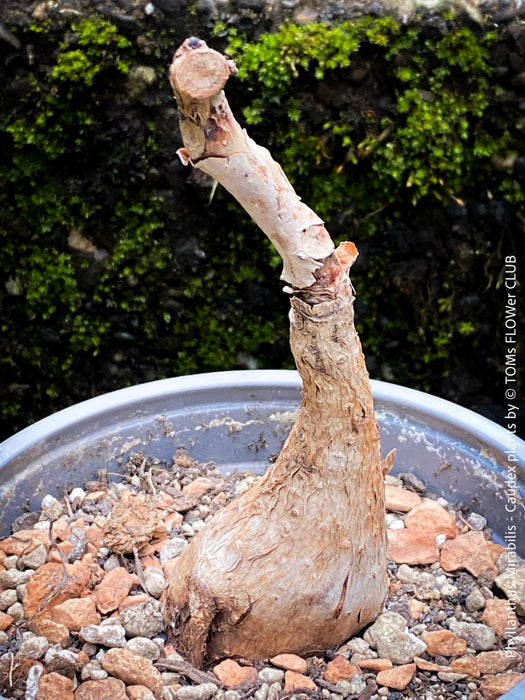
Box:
left=162, top=37, right=393, bottom=666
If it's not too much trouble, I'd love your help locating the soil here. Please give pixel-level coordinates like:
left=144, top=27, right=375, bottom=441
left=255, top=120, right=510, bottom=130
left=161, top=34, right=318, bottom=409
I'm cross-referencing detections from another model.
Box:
left=0, top=448, right=523, bottom=699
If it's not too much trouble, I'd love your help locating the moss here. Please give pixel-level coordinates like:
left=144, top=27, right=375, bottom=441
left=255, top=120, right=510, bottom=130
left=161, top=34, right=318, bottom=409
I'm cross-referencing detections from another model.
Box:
left=0, top=12, right=523, bottom=437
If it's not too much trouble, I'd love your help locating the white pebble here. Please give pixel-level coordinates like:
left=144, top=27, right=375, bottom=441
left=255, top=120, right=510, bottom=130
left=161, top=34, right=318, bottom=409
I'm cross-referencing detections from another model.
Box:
left=41, top=494, right=63, bottom=519
left=435, top=534, right=447, bottom=547
left=145, top=2, right=155, bottom=14
left=144, top=567, right=167, bottom=598
left=69, top=487, right=86, bottom=503
left=386, top=513, right=404, bottom=530
left=33, top=520, right=51, bottom=531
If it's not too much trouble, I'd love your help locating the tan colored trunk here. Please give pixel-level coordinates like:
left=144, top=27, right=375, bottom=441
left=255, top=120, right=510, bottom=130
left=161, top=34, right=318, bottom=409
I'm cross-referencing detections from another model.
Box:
left=162, top=38, right=393, bottom=667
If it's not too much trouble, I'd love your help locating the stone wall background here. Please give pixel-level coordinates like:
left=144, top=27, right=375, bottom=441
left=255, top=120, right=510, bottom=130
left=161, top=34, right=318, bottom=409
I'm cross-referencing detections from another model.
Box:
left=0, top=0, right=524, bottom=440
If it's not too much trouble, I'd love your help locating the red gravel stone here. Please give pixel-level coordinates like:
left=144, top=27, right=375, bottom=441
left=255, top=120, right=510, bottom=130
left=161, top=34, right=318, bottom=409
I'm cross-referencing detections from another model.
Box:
left=75, top=678, right=128, bottom=699
left=479, top=672, right=525, bottom=700
left=0, top=611, right=14, bottom=631
left=376, top=663, right=416, bottom=690
left=450, top=656, right=481, bottom=678
left=405, top=499, right=458, bottom=539
left=324, top=655, right=359, bottom=682
left=50, top=596, right=100, bottom=631
left=94, top=566, right=135, bottom=613
left=36, top=672, right=74, bottom=699
left=440, top=531, right=498, bottom=577
left=270, top=653, right=307, bottom=673
left=422, top=629, right=467, bottom=657
left=213, top=659, right=258, bottom=688
left=482, top=598, right=520, bottom=637
left=101, top=648, right=163, bottom=694
left=385, top=485, right=422, bottom=512
left=284, top=670, right=317, bottom=693
left=387, top=529, right=440, bottom=565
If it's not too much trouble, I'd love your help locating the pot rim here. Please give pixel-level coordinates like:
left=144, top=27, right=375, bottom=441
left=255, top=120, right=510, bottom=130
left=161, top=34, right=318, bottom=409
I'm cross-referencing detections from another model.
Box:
left=1, top=370, right=524, bottom=465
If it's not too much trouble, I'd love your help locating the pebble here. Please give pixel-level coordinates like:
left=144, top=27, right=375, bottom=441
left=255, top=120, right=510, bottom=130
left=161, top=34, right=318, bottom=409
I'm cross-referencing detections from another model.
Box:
left=0, top=568, right=33, bottom=588
left=119, top=598, right=164, bottom=637
left=95, top=566, right=135, bottom=613
left=385, top=513, right=404, bottom=529
left=21, top=543, right=48, bottom=569
left=387, top=529, right=439, bottom=565
left=467, top=512, right=487, bottom=531
left=0, top=588, right=18, bottom=610
left=481, top=596, right=520, bottom=636
left=448, top=619, right=496, bottom=651
left=213, top=659, right=258, bottom=688
left=41, top=494, right=64, bottom=520
left=334, top=676, right=365, bottom=695
left=159, top=536, right=188, bottom=564
left=270, top=653, right=307, bottom=673
left=18, top=634, right=49, bottom=658
left=465, top=587, right=486, bottom=612
left=364, top=611, right=427, bottom=663
left=422, top=629, right=467, bottom=657
left=384, top=484, right=422, bottom=512
left=324, top=655, right=359, bottom=682
left=441, top=531, right=498, bottom=577
left=495, top=567, right=525, bottom=616
left=404, top=499, right=458, bottom=539
left=101, top=647, right=164, bottom=694
left=125, top=636, right=162, bottom=660
left=175, top=683, right=219, bottom=700
left=36, top=671, right=75, bottom=698
left=144, top=567, right=167, bottom=597
left=75, top=677, right=128, bottom=699
left=79, top=623, right=127, bottom=647
left=376, top=662, right=416, bottom=690
left=258, top=667, right=285, bottom=683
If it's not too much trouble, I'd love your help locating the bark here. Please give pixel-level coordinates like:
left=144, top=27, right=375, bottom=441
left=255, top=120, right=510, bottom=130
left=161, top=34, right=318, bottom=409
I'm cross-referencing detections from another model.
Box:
left=162, top=37, right=394, bottom=666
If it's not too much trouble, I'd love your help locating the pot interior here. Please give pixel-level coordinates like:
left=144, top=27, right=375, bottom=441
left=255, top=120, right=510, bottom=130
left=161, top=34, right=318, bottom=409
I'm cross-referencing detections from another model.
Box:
left=0, top=371, right=524, bottom=553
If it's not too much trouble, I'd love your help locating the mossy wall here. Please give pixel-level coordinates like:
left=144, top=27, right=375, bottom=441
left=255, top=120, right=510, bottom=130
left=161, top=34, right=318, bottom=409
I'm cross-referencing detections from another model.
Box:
left=0, top=2, right=523, bottom=440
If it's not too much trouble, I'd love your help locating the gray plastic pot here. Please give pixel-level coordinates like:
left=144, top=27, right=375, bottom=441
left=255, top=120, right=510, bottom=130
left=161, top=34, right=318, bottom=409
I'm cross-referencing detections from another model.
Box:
left=0, top=370, right=524, bottom=698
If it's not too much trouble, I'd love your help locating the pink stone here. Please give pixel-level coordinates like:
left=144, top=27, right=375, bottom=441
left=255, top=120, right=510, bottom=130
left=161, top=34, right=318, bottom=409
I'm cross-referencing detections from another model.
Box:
left=127, top=685, right=157, bottom=700
left=450, top=656, right=480, bottom=678
left=385, top=484, right=422, bottom=512
left=35, top=672, right=74, bottom=699
left=408, top=599, right=426, bottom=621
left=324, top=655, right=359, bottom=682
left=50, top=596, right=100, bottom=631
left=284, top=670, right=317, bottom=693
left=101, top=648, right=163, bottom=694
left=422, top=629, right=467, bottom=657
left=376, top=663, right=416, bottom=690
left=0, top=529, right=50, bottom=556
left=94, top=566, right=135, bottom=614
left=441, top=531, right=498, bottom=577
left=213, top=659, right=258, bottom=688
left=75, top=678, right=128, bottom=699
left=387, top=529, right=440, bottom=565
left=475, top=650, right=523, bottom=674
left=481, top=598, right=520, bottom=637
left=357, top=658, right=393, bottom=672
left=270, top=653, right=307, bottom=674
left=0, top=611, right=13, bottom=631
left=182, top=476, right=224, bottom=498
left=404, top=499, right=458, bottom=539
left=479, top=673, right=525, bottom=700
left=414, top=656, right=452, bottom=672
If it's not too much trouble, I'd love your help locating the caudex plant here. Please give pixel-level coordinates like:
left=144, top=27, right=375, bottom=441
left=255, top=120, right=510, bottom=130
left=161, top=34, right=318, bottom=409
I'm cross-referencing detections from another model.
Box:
left=162, top=38, right=395, bottom=667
